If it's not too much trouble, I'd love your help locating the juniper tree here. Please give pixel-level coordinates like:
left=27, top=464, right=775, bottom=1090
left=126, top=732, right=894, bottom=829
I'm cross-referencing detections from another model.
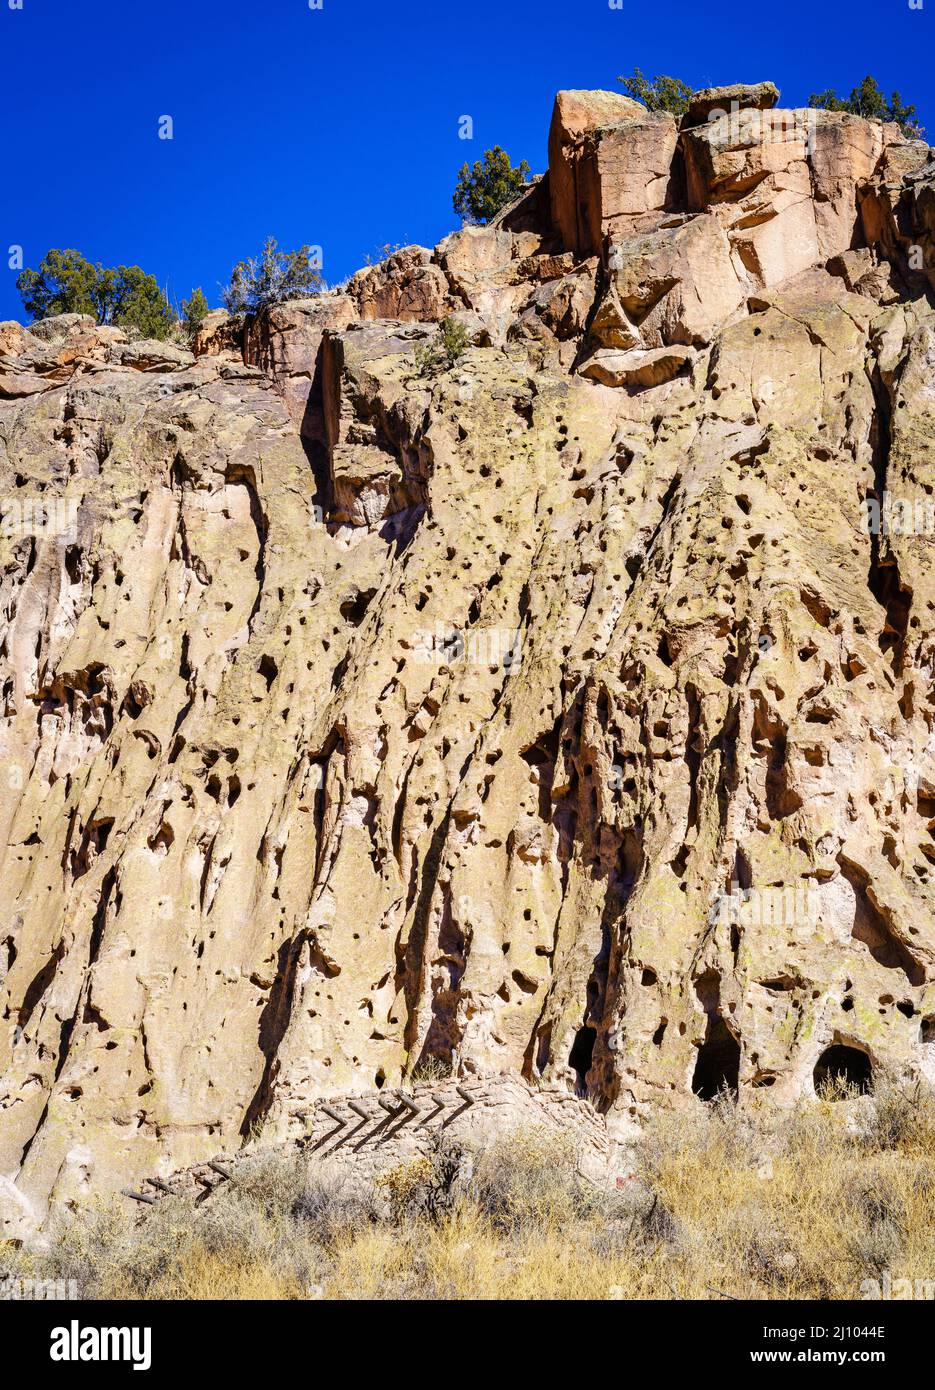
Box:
left=221, top=238, right=323, bottom=316
left=617, top=68, right=693, bottom=116
left=180, top=287, right=210, bottom=341
left=453, top=147, right=531, bottom=225
left=17, top=249, right=174, bottom=339
left=808, top=75, right=924, bottom=138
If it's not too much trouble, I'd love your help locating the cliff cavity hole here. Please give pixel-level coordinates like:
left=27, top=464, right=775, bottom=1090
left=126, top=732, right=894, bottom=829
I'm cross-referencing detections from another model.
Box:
left=569, top=1025, right=595, bottom=1095
left=692, top=1018, right=740, bottom=1101
left=813, top=1043, right=872, bottom=1097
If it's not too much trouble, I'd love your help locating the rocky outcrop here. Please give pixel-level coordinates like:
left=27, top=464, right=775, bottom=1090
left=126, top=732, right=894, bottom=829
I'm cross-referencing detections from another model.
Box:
left=243, top=293, right=360, bottom=439
left=2, top=81, right=935, bottom=1237
left=349, top=246, right=457, bottom=324
left=682, top=107, right=898, bottom=286
left=684, top=81, right=780, bottom=125
left=860, top=143, right=935, bottom=289
left=548, top=90, right=679, bottom=256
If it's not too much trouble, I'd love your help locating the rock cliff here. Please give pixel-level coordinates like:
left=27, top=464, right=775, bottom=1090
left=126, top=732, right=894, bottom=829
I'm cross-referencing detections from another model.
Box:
left=3, top=83, right=935, bottom=1234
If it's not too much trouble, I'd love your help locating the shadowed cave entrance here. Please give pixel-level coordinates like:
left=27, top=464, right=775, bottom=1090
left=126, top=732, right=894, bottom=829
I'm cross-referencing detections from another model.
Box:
left=569, top=1026, right=596, bottom=1096
left=813, top=1043, right=872, bottom=1096
left=692, top=1018, right=741, bottom=1101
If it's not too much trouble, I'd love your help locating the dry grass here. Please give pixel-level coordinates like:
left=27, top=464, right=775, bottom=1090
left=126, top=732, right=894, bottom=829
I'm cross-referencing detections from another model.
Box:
left=5, top=1077, right=935, bottom=1300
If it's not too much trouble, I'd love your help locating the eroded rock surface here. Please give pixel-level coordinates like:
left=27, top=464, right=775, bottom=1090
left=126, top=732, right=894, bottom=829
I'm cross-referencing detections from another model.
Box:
left=3, top=83, right=935, bottom=1234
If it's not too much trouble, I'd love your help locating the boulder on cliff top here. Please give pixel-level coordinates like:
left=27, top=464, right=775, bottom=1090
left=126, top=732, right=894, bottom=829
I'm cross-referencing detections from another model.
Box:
left=685, top=81, right=780, bottom=124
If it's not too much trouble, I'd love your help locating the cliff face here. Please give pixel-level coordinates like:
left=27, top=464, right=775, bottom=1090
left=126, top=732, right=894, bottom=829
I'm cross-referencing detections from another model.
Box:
left=3, top=84, right=935, bottom=1232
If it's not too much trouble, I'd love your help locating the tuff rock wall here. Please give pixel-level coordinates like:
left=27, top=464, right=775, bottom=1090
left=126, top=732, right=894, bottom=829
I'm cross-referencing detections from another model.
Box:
left=2, top=83, right=935, bottom=1234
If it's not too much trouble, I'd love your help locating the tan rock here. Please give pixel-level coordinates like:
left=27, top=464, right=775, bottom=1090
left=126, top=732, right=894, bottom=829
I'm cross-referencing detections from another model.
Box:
left=548, top=90, right=677, bottom=255
left=244, top=293, right=359, bottom=437
left=861, top=147, right=935, bottom=290
left=548, top=90, right=646, bottom=251
left=578, top=344, right=696, bottom=388
left=684, top=107, right=893, bottom=286
left=604, top=213, right=745, bottom=346
left=686, top=81, right=780, bottom=125
left=25, top=312, right=98, bottom=343
left=349, top=246, right=456, bottom=323
left=192, top=309, right=240, bottom=358
left=0, top=322, right=31, bottom=356
left=512, top=269, right=597, bottom=345
left=113, top=339, right=195, bottom=371
left=808, top=114, right=887, bottom=258
left=2, top=85, right=935, bottom=1239
left=435, top=225, right=529, bottom=342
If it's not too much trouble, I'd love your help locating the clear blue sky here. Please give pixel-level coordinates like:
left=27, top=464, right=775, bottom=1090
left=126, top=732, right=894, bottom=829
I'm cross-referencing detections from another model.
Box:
left=1, top=0, right=931, bottom=323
